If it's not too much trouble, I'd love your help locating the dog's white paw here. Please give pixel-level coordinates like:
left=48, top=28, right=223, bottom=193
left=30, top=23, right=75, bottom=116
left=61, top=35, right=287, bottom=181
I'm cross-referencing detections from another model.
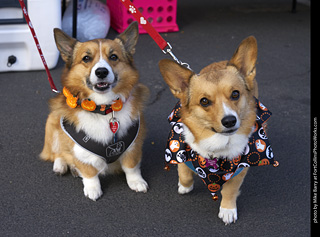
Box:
left=83, top=186, right=103, bottom=201
left=53, top=158, right=68, bottom=175
left=82, top=176, right=103, bottom=201
left=127, top=178, right=148, bottom=193
left=218, top=207, right=238, bottom=225
left=178, top=181, right=194, bottom=194
left=122, top=165, right=148, bottom=193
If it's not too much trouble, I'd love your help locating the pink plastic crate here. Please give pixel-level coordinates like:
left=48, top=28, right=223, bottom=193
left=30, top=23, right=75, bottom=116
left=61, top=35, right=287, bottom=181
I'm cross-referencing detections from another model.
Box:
left=107, top=0, right=179, bottom=34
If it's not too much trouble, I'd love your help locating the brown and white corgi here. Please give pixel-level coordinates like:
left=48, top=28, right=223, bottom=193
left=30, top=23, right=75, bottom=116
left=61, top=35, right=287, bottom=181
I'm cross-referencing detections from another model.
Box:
left=40, top=22, right=149, bottom=201
left=159, top=37, right=273, bottom=224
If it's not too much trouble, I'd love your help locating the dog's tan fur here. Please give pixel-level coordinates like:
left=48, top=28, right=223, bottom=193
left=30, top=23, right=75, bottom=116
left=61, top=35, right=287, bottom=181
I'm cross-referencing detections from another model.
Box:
left=159, top=36, right=259, bottom=224
left=40, top=22, right=149, bottom=200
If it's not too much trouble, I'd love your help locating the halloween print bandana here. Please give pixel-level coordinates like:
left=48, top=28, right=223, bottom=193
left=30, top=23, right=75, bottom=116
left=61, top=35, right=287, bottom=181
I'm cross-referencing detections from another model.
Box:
left=165, top=98, right=278, bottom=197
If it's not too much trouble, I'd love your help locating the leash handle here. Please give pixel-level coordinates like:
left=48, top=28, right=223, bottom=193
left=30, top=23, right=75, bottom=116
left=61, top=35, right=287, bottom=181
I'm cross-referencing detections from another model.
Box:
left=18, top=0, right=60, bottom=94
left=119, top=0, right=192, bottom=71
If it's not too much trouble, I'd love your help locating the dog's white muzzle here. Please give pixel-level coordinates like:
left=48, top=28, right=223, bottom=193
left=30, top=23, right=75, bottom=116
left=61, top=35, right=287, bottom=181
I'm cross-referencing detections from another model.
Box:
left=90, top=59, right=116, bottom=93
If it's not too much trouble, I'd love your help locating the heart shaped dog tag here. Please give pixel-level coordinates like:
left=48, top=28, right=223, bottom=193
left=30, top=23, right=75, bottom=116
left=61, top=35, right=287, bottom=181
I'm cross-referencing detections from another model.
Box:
left=109, top=118, right=120, bottom=134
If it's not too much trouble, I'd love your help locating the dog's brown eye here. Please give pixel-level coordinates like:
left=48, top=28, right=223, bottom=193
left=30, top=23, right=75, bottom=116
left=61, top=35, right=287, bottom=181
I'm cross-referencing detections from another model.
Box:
left=231, top=90, right=240, bottom=100
left=82, top=55, right=91, bottom=63
left=109, top=54, right=118, bottom=61
left=200, top=97, right=211, bottom=107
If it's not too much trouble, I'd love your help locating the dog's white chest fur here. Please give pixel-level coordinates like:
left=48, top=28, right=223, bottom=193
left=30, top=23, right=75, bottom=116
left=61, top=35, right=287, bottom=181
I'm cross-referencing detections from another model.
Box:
left=75, top=97, right=135, bottom=145
left=183, top=125, right=249, bottom=159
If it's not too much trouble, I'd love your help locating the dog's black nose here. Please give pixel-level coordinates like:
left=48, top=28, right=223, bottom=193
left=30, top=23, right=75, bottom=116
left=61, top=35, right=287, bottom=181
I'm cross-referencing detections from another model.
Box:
left=95, top=67, right=109, bottom=79
left=221, top=116, right=237, bottom=128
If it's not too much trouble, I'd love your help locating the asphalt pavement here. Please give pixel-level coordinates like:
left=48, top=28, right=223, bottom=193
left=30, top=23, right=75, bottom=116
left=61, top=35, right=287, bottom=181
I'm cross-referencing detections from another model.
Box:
left=0, top=0, right=311, bottom=236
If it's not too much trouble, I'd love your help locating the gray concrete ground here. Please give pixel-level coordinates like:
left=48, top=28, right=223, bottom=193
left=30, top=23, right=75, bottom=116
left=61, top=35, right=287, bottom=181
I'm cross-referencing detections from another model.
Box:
left=0, top=0, right=311, bottom=236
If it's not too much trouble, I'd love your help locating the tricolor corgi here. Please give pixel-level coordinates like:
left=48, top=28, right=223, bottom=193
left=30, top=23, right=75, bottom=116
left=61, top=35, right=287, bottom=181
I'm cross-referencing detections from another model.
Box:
left=40, top=22, right=149, bottom=201
left=159, top=36, right=277, bottom=224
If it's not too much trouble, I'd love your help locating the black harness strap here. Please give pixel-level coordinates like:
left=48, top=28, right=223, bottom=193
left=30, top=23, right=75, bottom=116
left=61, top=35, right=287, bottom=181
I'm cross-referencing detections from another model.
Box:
left=60, top=117, right=140, bottom=163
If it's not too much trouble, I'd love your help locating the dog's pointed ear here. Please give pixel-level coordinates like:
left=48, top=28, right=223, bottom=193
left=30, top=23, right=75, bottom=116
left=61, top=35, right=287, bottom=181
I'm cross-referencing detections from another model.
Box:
left=53, top=28, right=78, bottom=66
left=117, top=21, right=139, bottom=55
left=228, top=36, right=258, bottom=90
left=159, top=59, right=194, bottom=100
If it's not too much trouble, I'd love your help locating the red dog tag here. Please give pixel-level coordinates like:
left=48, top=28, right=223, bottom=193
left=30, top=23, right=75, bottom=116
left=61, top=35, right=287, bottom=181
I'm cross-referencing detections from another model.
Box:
left=109, top=118, right=120, bottom=134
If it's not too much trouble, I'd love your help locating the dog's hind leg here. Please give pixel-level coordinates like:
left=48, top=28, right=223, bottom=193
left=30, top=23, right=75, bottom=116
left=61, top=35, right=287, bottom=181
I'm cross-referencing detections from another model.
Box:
left=177, top=163, right=194, bottom=194
left=218, top=167, right=249, bottom=225
left=40, top=114, right=58, bottom=162
left=40, top=113, right=68, bottom=175
left=53, top=157, right=68, bottom=175
left=52, top=151, right=75, bottom=175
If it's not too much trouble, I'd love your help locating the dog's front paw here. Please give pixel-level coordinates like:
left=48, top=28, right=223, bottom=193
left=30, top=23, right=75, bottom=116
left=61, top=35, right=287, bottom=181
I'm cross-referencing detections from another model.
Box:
left=122, top=165, right=148, bottom=193
left=178, top=181, right=194, bottom=194
left=82, top=177, right=103, bottom=201
left=127, top=178, right=148, bottom=193
left=84, top=186, right=103, bottom=201
left=218, top=207, right=238, bottom=225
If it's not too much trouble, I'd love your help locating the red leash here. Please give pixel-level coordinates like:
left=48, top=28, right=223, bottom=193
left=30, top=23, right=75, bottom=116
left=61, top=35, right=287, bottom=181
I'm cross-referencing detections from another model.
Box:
left=18, top=0, right=60, bottom=93
left=120, top=0, right=167, bottom=50
left=119, top=0, right=192, bottom=71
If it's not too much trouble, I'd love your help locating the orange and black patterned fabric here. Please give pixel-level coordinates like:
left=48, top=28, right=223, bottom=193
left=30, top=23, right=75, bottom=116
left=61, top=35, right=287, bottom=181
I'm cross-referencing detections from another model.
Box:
left=165, top=98, right=278, bottom=197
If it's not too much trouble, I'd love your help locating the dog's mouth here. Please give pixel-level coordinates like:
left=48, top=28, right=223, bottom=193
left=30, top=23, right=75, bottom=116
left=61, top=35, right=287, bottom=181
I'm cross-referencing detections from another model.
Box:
left=87, top=76, right=118, bottom=93
left=222, top=128, right=238, bottom=135
left=94, top=82, right=111, bottom=92
left=211, top=127, right=238, bottom=135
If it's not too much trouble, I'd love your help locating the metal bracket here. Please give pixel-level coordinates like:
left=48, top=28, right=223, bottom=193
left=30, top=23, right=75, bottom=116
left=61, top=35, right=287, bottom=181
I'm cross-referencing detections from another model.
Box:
left=51, top=89, right=61, bottom=94
left=162, top=42, right=193, bottom=71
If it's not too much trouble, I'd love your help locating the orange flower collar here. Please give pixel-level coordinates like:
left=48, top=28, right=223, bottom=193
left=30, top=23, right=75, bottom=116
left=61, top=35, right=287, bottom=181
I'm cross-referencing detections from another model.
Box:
left=62, top=87, right=123, bottom=115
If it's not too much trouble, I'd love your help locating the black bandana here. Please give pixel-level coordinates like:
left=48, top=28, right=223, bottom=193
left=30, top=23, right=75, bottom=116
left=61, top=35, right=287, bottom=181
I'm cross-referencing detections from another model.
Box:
left=61, top=117, right=140, bottom=163
left=165, top=98, right=278, bottom=197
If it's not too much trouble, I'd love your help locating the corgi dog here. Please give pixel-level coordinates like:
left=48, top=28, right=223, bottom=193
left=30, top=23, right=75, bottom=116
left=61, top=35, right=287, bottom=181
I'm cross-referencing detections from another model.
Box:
left=40, top=22, right=149, bottom=201
left=159, top=36, right=270, bottom=224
